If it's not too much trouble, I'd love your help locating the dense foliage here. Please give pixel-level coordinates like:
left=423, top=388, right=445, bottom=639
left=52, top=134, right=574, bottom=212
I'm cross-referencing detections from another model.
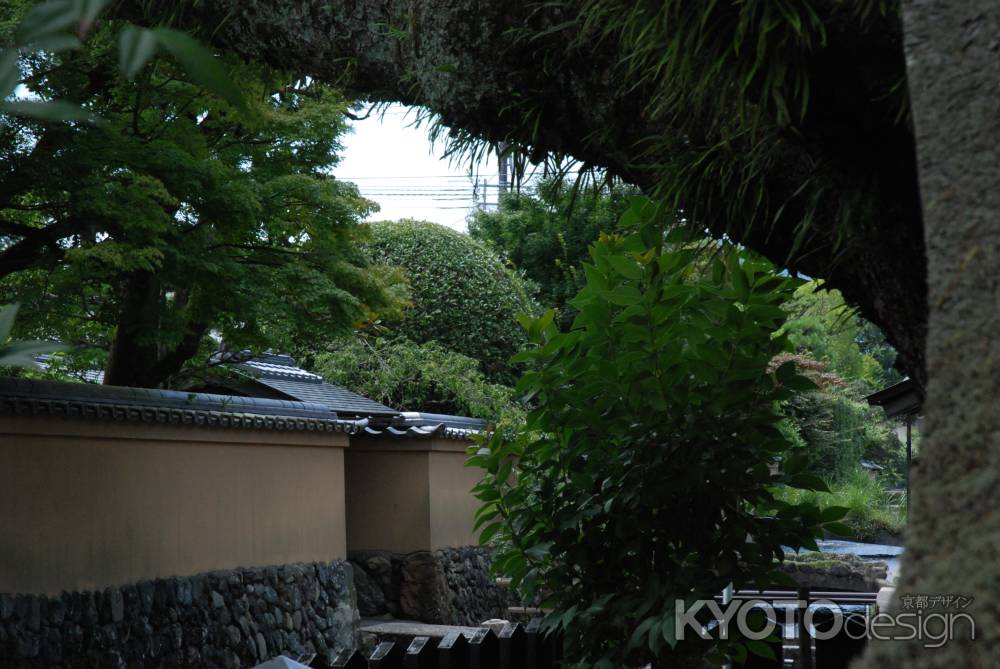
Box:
left=0, top=16, right=400, bottom=387
left=471, top=198, right=844, bottom=667
left=773, top=283, right=908, bottom=489
left=774, top=470, right=906, bottom=543
left=468, top=179, right=638, bottom=327
left=311, top=337, right=523, bottom=426
left=781, top=281, right=902, bottom=393
left=363, top=219, right=536, bottom=383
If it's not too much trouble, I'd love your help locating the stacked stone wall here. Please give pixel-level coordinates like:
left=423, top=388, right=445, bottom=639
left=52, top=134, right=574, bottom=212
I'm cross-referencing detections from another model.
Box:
left=350, top=547, right=509, bottom=626
left=0, top=562, right=359, bottom=669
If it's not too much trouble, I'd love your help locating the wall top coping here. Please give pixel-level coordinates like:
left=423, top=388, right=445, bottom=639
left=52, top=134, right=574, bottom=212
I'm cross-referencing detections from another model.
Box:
left=0, top=377, right=360, bottom=434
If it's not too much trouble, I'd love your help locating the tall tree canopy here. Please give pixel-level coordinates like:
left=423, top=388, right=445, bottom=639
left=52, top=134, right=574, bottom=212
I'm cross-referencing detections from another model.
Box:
left=0, top=17, right=400, bottom=387
left=469, top=179, right=637, bottom=327
left=119, top=0, right=927, bottom=388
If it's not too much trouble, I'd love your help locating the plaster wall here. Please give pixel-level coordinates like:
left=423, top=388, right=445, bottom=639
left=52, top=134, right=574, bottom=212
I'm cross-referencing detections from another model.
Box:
left=0, top=417, right=349, bottom=595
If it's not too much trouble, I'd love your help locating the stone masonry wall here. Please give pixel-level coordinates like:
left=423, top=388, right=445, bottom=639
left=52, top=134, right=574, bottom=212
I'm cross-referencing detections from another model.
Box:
left=350, top=547, right=508, bottom=627
left=0, top=561, right=359, bottom=669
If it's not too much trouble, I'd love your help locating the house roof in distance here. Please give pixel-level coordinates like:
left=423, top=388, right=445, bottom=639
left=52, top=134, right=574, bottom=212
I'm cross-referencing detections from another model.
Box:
left=234, top=353, right=398, bottom=418
left=864, top=378, right=923, bottom=418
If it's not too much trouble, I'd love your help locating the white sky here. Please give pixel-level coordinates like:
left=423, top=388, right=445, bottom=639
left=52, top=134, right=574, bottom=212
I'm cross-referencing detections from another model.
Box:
left=333, top=104, right=500, bottom=231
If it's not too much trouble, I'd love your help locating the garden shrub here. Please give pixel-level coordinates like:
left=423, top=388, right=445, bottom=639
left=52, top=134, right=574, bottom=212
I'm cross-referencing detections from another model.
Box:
left=311, top=337, right=524, bottom=426
left=364, top=220, right=537, bottom=383
left=470, top=198, right=844, bottom=668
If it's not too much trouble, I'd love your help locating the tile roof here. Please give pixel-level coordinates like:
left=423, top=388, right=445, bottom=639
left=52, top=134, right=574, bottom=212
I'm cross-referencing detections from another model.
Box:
left=24, top=352, right=488, bottom=440
left=0, top=377, right=358, bottom=433
left=236, top=354, right=398, bottom=417
left=357, top=411, right=487, bottom=440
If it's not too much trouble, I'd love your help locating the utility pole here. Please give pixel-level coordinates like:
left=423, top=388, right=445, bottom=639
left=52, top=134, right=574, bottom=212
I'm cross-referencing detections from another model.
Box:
left=498, top=143, right=510, bottom=195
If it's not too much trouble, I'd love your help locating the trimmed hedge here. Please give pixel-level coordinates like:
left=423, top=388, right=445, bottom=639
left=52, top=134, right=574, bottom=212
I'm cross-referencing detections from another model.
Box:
left=365, top=219, right=536, bottom=382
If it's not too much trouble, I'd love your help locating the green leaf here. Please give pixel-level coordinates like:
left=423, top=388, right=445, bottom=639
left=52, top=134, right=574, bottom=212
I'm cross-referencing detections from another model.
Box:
left=79, top=0, right=110, bottom=25
left=824, top=521, right=855, bottom=538
left=524, top=542, right=552, bottom=561
left=0, top=100, right=97, bottom=123
left=787, top=473, right=831, bottom=493
left=782, top=374, right=818, bottom=392
left=24, top=34, right=82, bottom=53
left=478, top=522, right=503, bottom=544
left=603, top=285, right=643, bottom=306
left=118, top=26, right=159, bottom=80
left=783, top=451, right=808, bottom=475
left=0, top=303, right=18, bottom=340
left=627, top=617, right=657, bottom=650
left=152, top=28, right=246, bottom=112
left=660, top=616, right=678, bottom=648
left=746, top=639, right=776, bottom=660
left=0, top=50, right=17, bottom=100
left=608, top=255, right=642, bottom=280
left=820, top=505, right=850, bottom=522
left=17, top=0, right=78, bottom=43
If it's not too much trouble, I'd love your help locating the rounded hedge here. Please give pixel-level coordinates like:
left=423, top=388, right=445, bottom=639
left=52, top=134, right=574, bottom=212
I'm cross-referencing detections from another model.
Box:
left=365, top=219, right=536, bottom=382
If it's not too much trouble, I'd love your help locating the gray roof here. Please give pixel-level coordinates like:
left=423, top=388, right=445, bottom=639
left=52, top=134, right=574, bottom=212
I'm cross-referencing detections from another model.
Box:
left=864, top=378, right=923, bottom=418
left=0, top=377, right=357, bottom=433
left=236, top=354, right=397, bottom=417
left=358, top=411, right=488, bottom=440
left=21, top=352, right=488, bottom=440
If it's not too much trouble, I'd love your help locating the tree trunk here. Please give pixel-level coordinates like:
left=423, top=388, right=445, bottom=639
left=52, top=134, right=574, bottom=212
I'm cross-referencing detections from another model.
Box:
left=855, top=2, right=1000, bottom=667
left=105, top=273, right=207, bottom=387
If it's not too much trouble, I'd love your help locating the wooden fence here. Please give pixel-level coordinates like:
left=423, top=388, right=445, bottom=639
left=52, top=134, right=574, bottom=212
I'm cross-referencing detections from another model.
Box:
left=331, top=589, right=872, bottom=669
left=331, top=619, right=560, bottom=669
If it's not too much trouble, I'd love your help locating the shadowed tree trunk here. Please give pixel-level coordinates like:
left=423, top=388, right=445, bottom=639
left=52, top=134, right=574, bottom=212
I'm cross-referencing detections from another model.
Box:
left=104, top=273, right=208, bottom=387
left=855, top=2, right=1000, bottom=667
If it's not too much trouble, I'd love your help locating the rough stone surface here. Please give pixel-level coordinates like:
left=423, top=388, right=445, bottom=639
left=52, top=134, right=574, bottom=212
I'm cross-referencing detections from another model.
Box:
left=0, top=561, right=359, bottom=668
left=778, top=553, right=888, bottom=592
left=434, top=547, right=509, bottom=627
left=349, top=547, right=508, bottom=626
left=855, top=3, right=1000, bottom=668
left=351, top=564, right=386, bottom=618
left=398, top=552, right=455, bottom=625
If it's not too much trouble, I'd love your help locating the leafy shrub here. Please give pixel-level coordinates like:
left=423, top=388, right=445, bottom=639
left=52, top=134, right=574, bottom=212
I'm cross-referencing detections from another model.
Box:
left=310, top=337, right=523, bottom=426
left=364, top=220, right=537, bottom=383
left=470, top=198, right=841, bottom=668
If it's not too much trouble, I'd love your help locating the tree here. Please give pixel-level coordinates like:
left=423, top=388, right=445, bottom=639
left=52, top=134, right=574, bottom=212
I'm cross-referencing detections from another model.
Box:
left=469, top=179, right=637, bottom=326
left=781, top=281, right=899, bottom=393
left=472, top=199, right=840, bottom=667
left=310, top=337, right=522, bottom=425
left=362, top=219, right=536, bottom=383
left=116, top=0, right=927, bottom=388
left=855, top=3, right=1000, bottom=668
left=0, top=21, right=399, bottom=387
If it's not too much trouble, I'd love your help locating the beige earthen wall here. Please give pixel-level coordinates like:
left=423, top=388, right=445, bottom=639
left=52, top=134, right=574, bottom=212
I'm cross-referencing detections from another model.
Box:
left=0, top=417, right=349, bottom=596
left=345, top=437, right=482, bottom=553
